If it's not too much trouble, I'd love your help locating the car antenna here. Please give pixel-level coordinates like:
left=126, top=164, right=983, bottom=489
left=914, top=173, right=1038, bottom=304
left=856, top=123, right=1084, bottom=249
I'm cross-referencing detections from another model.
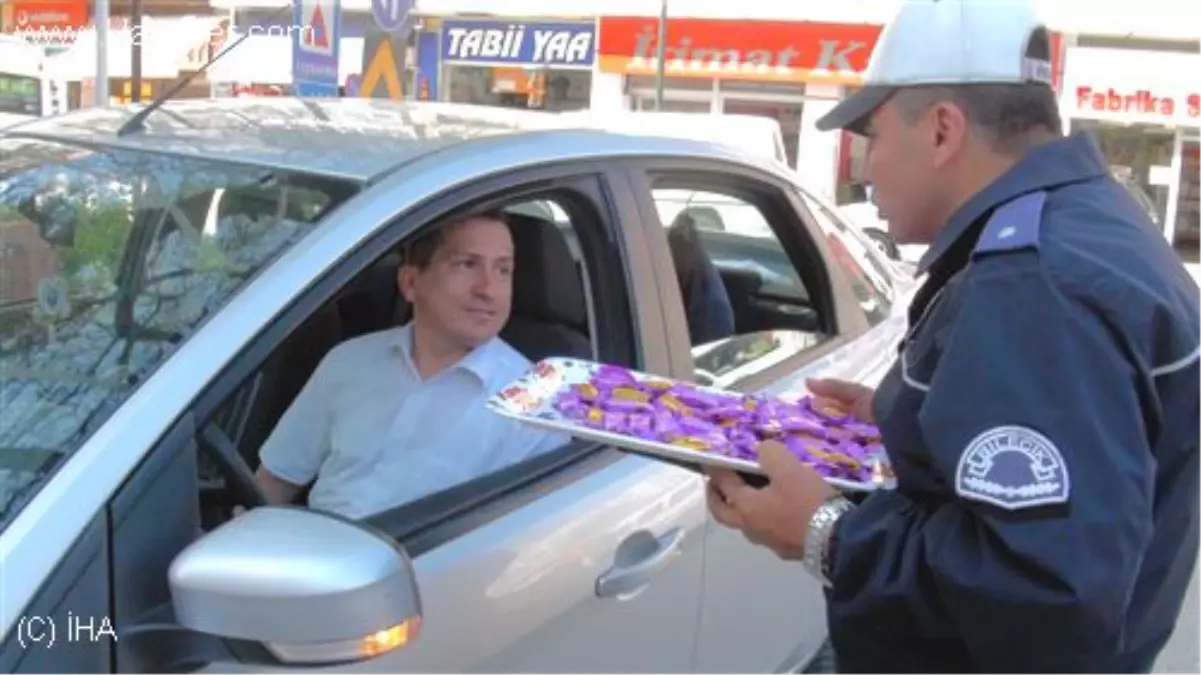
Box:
left=116, top=3, right=295, bottom=138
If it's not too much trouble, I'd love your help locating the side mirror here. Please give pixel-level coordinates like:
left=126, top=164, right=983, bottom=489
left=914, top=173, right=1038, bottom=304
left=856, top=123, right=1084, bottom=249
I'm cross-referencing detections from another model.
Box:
left=169, top=506, right=421, bottom=665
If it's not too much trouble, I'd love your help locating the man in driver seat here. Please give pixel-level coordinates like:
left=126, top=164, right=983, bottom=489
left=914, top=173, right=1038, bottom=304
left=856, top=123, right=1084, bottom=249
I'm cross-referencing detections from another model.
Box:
left=251, top=211, right=567, bottom=519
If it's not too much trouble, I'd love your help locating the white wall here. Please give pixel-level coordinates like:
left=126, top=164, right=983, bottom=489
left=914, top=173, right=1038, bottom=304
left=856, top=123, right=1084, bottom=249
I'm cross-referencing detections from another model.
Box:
left=589, top=71, right=624, bottom=112
left=796, top=84, right=841, bottom=201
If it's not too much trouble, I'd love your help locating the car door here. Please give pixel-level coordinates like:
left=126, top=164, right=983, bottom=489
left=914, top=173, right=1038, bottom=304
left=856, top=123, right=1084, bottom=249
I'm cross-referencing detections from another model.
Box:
left=624, top=157, right=907, bottom=673
left=180, top=159, right=706, bottom=673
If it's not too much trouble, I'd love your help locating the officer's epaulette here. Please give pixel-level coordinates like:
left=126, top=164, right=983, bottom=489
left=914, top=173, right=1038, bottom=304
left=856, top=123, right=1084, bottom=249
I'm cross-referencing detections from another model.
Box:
left=972, top=190, right=1047, bottom=257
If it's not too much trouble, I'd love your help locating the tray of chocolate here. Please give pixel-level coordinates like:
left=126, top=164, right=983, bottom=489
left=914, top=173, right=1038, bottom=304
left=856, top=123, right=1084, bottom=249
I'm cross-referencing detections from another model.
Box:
left=487, top=358, right=895, bottom=492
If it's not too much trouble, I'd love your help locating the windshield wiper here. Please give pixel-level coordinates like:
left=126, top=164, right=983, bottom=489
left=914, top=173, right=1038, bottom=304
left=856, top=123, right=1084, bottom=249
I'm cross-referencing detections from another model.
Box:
left=116, top=3, right=295, bottom=138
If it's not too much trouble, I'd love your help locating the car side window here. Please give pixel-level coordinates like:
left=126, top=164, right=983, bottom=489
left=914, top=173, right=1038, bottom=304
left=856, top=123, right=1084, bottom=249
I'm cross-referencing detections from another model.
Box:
left=201, top=188, right=622, bottom=529
left=650, top=180, right=836, bottom=388
left=795, top=190, right=894, bottom=326
left=0, top=136, right=354, bottom=533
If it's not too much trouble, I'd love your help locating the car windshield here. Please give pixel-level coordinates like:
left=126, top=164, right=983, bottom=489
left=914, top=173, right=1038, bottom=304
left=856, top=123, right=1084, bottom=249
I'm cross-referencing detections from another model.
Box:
left=0, top=137, right=355, bottom=529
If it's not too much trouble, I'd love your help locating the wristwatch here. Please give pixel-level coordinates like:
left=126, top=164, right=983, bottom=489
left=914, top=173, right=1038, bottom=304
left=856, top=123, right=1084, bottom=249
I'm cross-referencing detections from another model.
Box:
left=802, top=493, right=854, bottom=587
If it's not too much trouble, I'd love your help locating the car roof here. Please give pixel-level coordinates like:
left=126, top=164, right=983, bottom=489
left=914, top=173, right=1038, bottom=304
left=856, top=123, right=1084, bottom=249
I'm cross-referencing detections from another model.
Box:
left=0, top=98, right=772, bottom=182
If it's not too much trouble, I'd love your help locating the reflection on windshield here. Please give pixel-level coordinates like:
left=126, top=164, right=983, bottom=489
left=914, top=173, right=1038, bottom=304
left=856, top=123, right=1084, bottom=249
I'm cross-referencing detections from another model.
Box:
left=0, top=137, right=352, bottom=528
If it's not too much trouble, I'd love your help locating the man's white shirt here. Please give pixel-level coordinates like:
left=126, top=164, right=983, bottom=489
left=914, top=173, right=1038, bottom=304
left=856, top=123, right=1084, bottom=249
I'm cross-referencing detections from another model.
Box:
left=259, top=324, right=567, bottom=519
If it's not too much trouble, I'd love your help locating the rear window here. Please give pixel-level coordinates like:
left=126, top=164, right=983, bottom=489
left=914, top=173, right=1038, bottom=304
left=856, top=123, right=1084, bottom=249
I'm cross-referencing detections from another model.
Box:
left=0, top=137, right=355, bottom=530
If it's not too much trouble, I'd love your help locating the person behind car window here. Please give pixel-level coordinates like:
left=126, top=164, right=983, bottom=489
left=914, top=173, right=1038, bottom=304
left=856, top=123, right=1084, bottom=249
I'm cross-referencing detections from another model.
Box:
left=251, top=211, right=566, bottom=519
left=667, top=211, right=736, bottom=345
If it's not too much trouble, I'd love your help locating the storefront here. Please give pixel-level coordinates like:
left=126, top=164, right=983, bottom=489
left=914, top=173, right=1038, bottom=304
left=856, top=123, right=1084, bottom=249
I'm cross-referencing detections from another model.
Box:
left=428, top=17, right=594, bottom=111
left=1060, top=45, right=1200, bottom=259
left=593, top=16, right=881, bottom=199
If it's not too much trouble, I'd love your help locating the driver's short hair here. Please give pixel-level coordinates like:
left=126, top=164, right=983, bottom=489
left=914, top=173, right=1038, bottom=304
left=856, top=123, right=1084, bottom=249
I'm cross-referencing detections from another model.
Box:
left=402, top=209, right=509, bottom=270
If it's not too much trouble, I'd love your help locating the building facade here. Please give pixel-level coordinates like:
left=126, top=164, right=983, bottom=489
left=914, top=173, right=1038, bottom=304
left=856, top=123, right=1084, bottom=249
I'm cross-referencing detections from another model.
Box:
left=1059, top=38, right=1200, bottom=260
left=588, top=16, right=882, bottom=200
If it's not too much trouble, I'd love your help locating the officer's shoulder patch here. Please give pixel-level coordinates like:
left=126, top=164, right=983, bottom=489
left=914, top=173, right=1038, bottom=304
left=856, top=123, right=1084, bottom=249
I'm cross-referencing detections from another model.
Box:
left=954, top=425, right=1070, bottom=510
left=973, top=190, right=1047, bottom=257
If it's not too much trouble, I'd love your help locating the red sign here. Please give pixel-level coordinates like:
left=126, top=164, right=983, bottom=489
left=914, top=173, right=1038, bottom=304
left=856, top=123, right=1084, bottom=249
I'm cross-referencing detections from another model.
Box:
left=1073, top=86, right=1201, bottom=120
left=8, top=0, right=87, bottom=33
left=597, top=16, right=882, bottom=85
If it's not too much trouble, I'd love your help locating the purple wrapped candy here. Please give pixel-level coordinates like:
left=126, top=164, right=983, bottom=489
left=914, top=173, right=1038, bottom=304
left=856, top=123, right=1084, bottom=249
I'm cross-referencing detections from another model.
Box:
left=652, top=392, right=694, bottom=417
left=652, top=410, right=683, bottom=437
left=578, top=406, right=607, bottom=429
left=626, top=412, right=655, bottom=438
left=553, top=392, right=588, bottom=417
left=676, top=415, right=726, bottom=440
left=670, top=384, right=738, bottom=410
left=643, top=378, right=675, bottom=393
left=843, top=421, right=882, bottom=443
left=823, top=426, right=857, bottom=444
left=810, top=463, right=843, bottom=479
left=571, top=382, right=602, bottom=402
left=725, top=429, right=760, bottom=458
left=594, top=364, right=638, bottom=387
left=602, top=411, right=630, bottom=434
left=784, top=436, right=840, bottom=464
left=608, top=385, right=653, bottom=403
left=600, top=397, right=655, bottom=414
left=710, top=405, right=757, bottom=426
left=774, top=414, right=830, bottom=437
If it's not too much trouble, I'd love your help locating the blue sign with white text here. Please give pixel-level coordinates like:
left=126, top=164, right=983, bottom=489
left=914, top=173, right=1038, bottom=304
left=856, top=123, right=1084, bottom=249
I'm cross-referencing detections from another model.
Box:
left=292, top=0, right=341, bottom=96
left=371, top=0, right=412, bottom=34
left=440, top=20, right=595, bottom=68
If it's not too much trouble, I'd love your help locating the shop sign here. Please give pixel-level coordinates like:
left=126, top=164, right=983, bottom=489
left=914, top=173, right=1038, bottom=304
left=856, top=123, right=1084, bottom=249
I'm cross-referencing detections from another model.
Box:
left=597, top=16, right=880, bottom=84
left=441, top=20, right=595, bottom=69
left=1072, top=86, right=1201, bottom=124
left=1062, top=47, right=1200, bottom=128
left=6, top=0, right=88, bottom=44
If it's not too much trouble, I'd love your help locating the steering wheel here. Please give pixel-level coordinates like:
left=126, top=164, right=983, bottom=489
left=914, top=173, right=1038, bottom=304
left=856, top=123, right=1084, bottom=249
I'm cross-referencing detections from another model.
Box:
left=199, top=422, right=269, bottom=509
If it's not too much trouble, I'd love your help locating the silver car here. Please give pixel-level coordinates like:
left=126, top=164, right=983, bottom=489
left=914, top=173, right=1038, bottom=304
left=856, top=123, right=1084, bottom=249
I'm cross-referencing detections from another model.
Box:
left=0, top=99, right=913, bottom=673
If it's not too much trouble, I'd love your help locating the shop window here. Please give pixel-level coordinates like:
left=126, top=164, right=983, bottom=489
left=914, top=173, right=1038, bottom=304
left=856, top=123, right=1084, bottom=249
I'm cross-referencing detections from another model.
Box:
left=835, top=132, right=870, bottom=205
left=1073, top=118, right=1176, bottom=232
left=115, top=81, right=154, bottom=105
left=1175, top=138, right=1199, bottom=261
left=445, top=65, right=590, bottom=111
left=627, top=75, right=715, bottom=92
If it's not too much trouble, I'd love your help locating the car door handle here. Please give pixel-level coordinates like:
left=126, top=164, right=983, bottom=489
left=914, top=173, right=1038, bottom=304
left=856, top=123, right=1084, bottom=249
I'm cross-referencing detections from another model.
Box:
left=595, top=527, right=686, bottom=599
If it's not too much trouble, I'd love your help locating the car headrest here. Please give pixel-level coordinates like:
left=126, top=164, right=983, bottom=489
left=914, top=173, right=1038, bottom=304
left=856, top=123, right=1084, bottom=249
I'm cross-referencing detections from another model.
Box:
left=506, top=213, right=588, bottom=330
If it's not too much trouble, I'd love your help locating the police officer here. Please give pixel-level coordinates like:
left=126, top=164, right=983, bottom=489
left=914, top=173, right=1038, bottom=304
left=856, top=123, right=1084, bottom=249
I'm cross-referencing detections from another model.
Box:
left=704, top=0, right=1201, bottom=672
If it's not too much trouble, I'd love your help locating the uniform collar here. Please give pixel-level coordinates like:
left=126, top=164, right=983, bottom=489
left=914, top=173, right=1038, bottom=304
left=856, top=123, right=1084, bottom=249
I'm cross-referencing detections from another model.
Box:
left=390, top=322, right=494, bottom=385
left=916, top=132, right=1110, bottom=275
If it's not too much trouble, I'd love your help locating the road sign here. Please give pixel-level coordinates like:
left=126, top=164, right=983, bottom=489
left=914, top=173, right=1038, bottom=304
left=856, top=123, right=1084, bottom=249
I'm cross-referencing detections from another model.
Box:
left=292, top=0, right=341, bottom=97
left=359, top=26, right=403, bottom=99
left=370, top=0, right=412, bottom=34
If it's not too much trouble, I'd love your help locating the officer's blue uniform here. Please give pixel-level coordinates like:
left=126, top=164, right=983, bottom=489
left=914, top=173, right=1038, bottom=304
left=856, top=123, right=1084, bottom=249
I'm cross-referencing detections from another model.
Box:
left=826, top=132, right=1200, bottom=673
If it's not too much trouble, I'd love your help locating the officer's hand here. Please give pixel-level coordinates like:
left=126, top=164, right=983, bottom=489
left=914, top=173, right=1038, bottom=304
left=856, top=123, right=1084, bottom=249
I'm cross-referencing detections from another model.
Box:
left=705, top=440, right=837, bottom=560
left=806, top=377, right=876, bottom=424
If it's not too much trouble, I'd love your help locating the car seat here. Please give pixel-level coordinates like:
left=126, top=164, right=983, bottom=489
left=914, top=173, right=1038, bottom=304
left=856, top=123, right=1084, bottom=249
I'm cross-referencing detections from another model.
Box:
left=501, top=213, right=592, bottom=362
